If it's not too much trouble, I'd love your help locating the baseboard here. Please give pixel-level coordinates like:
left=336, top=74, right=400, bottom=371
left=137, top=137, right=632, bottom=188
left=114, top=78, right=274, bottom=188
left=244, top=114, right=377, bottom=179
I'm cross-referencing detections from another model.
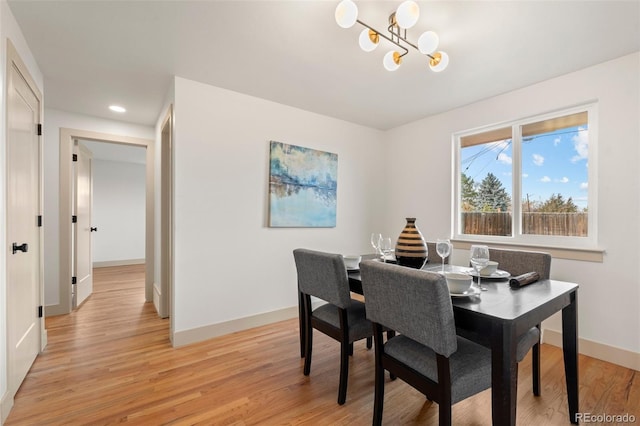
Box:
left=45, top=303, right=68, bottom=317
left=93, top=258, right=145, bottom=268
left=543, top=329, right=640, bottom=371
left=172, top=306, right=299, bottom=348
left=1, top=390, right=14, bottom=424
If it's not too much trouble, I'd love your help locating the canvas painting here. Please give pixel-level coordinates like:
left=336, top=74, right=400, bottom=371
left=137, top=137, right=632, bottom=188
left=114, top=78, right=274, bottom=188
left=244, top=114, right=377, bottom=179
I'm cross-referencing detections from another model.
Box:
left=269, top=141, right=337, bottom=227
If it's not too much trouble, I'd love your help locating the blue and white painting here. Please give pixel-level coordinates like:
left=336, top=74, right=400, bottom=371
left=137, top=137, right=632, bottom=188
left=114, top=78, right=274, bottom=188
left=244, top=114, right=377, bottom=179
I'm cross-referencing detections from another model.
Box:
left=269, top=141, right=337, bottom=227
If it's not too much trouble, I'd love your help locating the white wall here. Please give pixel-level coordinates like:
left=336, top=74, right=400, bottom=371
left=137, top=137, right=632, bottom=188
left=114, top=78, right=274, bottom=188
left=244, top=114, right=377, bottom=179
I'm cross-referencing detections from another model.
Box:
left=384, top=53, right=640, bottom=355
left=92, top=159, right=146, bottom=263
left=0, top=0, right=44, bottom=417
left=171, top=77, right=385, bottom=337
left=42, top=109, right=154, bottom=306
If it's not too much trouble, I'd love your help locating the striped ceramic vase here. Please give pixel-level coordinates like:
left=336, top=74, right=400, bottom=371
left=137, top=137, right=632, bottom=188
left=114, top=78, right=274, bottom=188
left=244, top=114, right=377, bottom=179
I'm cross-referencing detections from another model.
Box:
left=395, top=217, right=428, bottom=269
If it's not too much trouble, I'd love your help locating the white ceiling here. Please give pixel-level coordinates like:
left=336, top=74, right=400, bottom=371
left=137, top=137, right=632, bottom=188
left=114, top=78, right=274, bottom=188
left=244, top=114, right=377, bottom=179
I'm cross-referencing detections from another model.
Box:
left=8, top=0, right=640, bottom=130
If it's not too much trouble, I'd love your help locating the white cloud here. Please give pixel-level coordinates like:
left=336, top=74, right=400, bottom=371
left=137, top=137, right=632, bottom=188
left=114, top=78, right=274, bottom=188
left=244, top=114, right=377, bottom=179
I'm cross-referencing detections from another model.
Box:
left=580, top=182, right=588, bottom=190
left=555, top=177, right=569, bottom=183
left=571, top=127, right=588, bottom=163
left=522, top=173, right=529, bottom=178
left=540, top=176, right=551, bottom=182
left=554, top=137, right=561, bottom=146
left=532, top=154, right=544, bottom=166
left=497, top=152, right=512, bottom=165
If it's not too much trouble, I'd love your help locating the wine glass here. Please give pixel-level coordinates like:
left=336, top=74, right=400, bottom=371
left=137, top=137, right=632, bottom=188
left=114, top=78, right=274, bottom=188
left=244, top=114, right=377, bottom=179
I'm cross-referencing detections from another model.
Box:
left=470, top=244, right=490, bottom=291
left=370, top=233, right=382, bottom=260
left=436, top=238, right=452, bottom=273
left=379, top=237, right=393, bottom=263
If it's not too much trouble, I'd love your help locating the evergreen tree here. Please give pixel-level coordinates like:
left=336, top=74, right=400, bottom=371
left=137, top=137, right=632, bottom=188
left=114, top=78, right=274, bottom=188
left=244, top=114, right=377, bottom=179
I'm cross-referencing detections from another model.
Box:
left=538, top=193, right=578, bottom=213
left=476, top=173, right=510, bottom=212
left=461, top=173, right=476, bottom=211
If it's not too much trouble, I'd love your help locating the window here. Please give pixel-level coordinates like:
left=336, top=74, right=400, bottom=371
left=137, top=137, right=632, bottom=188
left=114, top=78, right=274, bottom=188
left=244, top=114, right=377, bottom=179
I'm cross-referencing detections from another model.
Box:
left=453, top=104, right=597, bottom=248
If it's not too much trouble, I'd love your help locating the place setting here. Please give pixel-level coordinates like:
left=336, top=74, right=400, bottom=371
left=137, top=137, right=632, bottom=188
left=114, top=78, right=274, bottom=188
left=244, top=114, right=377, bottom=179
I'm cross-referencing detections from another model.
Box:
left=442, top=244, right=511, bottom=297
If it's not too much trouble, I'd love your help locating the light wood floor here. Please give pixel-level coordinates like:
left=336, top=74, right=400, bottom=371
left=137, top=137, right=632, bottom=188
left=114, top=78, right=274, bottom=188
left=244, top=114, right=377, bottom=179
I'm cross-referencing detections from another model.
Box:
left=6, top=265, right=639, bottom=425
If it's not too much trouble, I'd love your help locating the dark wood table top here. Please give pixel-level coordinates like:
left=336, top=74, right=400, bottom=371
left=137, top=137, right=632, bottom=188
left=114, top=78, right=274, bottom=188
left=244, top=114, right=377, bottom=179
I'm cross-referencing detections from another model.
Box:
left=348, top=262, right=578, bottom=323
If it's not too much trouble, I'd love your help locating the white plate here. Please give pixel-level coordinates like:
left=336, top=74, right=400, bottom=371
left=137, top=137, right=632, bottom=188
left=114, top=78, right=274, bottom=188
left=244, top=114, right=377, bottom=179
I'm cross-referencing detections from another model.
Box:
left=450, top=287, right=481, bottom=297
left=469, top=269, right=510, bottom=279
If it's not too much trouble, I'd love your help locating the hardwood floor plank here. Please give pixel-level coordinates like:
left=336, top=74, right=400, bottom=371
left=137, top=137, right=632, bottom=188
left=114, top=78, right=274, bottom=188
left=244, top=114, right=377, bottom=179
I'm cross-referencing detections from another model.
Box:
left=6, top=264, right=639, bottom=425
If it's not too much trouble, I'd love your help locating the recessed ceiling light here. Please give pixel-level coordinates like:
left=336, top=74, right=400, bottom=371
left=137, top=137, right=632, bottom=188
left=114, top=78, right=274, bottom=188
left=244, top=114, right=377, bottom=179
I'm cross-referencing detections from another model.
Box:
left=109, top=105, right=126, bottom=113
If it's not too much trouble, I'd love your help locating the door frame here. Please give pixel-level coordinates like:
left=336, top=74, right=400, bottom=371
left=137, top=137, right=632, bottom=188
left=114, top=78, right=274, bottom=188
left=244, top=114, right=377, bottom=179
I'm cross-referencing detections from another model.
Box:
left=157, top=106, right=173, bottom=320
left=54, top=129, right=154, bottom=314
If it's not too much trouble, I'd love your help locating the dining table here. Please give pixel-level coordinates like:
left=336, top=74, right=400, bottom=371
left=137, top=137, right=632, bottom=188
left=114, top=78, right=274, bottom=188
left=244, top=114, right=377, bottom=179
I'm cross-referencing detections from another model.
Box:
left=344, top=258, right=579, bottom=426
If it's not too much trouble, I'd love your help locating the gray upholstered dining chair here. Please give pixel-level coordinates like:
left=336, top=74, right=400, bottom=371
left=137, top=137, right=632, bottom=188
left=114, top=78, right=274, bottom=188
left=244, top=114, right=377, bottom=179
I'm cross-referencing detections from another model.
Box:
left=293, top=248, right=374, bottom=405
left=360, top=260, right=492, bottom=425
left=426, top=242, right=450, bottom=265
left=488, top=247, right=551, bottom=396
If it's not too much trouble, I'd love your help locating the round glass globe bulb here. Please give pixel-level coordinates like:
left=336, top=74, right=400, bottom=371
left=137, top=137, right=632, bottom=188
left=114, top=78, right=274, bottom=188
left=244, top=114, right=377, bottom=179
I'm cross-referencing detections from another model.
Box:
left=383, top=51, right=401, bottom=71
left=335, top=0, right=358, bottom=28
left=418, top=31, right=439, bottom=55
left=395, top=1, right=419, bottom=29
left=358, top=28, right=378, bottom=52
left=429, top=51, right=449, bottom=72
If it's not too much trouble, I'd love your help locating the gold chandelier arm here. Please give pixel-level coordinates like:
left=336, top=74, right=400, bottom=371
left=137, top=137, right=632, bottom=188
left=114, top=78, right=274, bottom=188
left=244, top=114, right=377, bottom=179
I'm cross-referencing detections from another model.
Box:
left=356, top=19, right=409, bottom=57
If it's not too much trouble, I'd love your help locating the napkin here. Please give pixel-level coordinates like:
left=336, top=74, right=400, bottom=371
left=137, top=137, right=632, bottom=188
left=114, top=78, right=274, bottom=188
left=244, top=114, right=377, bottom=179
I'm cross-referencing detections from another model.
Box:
left=509, top=272, right=540, bottom=289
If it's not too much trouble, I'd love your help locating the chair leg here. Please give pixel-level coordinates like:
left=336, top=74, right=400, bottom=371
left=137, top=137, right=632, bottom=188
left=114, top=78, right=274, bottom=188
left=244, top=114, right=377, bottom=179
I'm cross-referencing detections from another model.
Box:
left=366, top=336, right=372, bottom=349
left=303, top=328, right=313, bottom=375
left=298, top=291, right=305, bottom=358
left=303, top=297, right=313, bottom=376
left=349, top=342, right=354, bottom=356
left=533, top=324, right=541, bottom=396
left=338, top=340, right=349, bottom=405
left=438, top=403, right=452, bottom=426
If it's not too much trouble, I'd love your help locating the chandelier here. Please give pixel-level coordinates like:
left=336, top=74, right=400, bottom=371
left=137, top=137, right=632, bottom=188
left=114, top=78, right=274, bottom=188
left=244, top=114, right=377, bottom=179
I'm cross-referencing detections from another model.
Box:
left=335, top=0, right=449, bottom=72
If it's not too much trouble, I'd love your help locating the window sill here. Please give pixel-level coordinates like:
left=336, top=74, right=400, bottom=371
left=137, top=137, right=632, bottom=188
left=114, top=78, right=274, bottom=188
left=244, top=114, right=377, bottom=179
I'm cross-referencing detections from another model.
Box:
left=451, top=239, right=604, bottom=262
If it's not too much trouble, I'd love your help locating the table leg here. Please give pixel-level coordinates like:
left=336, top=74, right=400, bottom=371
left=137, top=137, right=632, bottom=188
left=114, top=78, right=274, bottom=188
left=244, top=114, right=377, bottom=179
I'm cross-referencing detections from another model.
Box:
left=562, top=290, right=579, bottom=424
left=491, top=322, right=518, bottom=426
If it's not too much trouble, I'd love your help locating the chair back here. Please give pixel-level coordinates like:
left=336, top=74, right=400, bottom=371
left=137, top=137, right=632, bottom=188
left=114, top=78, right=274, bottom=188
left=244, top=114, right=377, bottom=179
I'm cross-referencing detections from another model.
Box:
left=488, top=248, right=551, bottom=279
left=360, top=260, right=458, bottom=357
left=426, top=242, right=449, bottom=265
left=293, top=249, right=351, bottom=309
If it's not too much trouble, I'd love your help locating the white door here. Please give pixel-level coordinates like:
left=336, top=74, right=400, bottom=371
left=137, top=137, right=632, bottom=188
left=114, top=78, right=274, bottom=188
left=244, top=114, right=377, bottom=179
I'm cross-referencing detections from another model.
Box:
left=7, top=51, right=42, bottom=395
left=74, top=143, right=93, bottom=307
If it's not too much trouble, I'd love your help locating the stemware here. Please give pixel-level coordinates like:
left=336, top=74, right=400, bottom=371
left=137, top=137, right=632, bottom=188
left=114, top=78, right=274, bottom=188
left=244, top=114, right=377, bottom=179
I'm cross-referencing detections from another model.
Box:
left=379, top=237, right=393, bottom=263
left=370, top=233, right=382, bottom=260
left=470, top=244, right=490, bottom=291
left=436, top=238, right=452, bottom=273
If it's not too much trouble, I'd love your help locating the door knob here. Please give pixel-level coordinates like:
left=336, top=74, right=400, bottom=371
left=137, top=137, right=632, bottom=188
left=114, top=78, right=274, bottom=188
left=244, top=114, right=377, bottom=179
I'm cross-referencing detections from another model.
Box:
left=12, top=242, right=28, bottom=254
left=90, top=227, right=98, bottom=232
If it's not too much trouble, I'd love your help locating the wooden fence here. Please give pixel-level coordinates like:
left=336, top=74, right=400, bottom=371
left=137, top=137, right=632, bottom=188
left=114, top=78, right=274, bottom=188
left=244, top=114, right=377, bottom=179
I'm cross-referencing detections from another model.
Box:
left=462, top=212, right=588, bottom=237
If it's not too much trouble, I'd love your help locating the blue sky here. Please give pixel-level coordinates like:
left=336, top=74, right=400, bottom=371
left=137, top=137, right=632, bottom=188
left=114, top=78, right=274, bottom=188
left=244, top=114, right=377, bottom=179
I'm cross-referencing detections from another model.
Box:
left=461, top=125, right=589, bottom=210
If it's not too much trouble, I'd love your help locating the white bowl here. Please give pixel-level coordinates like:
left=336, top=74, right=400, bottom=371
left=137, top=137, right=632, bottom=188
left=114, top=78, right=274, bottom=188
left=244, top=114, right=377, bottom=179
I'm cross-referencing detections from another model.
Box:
left=480, top=261, right=499, bottom=276
left=445, top=272, right=473, bottom=294
left=343, top=255, right=361, bottom=270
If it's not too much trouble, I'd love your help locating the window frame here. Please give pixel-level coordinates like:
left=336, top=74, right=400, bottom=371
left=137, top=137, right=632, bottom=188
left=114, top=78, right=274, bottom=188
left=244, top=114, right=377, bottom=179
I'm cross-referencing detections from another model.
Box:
left=452, top=103, right=599, bottom=250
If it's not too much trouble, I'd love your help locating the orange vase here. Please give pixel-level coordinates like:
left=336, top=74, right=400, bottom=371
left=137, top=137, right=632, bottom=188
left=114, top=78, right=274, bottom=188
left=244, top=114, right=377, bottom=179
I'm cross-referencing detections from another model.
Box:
left=395, top=217, right=428, bottom=269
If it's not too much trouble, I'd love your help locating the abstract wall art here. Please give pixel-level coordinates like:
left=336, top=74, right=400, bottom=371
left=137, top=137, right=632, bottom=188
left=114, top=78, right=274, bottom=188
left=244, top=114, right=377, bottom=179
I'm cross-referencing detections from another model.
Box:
left=268, top=141, right=337, bottom=227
